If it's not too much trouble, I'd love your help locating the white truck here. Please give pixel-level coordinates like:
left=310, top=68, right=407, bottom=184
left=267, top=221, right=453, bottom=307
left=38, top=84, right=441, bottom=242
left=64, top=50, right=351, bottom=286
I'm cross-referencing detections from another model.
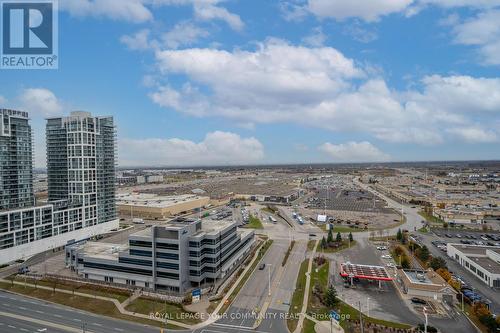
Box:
left=132, top=218, right=145, bottom=224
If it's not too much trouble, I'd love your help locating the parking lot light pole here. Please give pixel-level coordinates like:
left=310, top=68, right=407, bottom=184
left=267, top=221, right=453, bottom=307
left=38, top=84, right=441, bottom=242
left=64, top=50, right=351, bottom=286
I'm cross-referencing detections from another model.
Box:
left=461, top=293, right=464, bottom=312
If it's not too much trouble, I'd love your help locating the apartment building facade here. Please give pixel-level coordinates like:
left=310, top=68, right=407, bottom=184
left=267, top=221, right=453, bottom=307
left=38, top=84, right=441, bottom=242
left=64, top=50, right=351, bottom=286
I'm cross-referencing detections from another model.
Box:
left=0, top=110, right=118, bottom=264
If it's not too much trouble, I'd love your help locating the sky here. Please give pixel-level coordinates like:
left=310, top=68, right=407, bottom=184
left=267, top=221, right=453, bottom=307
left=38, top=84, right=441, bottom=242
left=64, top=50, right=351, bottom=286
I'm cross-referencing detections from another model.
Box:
left=1, top=0, right=500, bottom=168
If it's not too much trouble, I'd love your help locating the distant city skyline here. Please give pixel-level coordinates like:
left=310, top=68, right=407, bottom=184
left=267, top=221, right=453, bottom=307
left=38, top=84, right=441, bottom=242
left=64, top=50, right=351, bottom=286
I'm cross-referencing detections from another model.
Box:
left=1, top=1, right=500, bottom=167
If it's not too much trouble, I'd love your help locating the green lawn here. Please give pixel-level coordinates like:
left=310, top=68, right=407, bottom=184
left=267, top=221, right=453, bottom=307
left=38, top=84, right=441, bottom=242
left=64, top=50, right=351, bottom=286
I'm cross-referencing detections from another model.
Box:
left=303, top=319, right=316, bottom=333
left=307, top=261, right=330, bottom=315
left=0, top=281, right=181, bottom=329
left=125, top=297, right=201, bottom=325
left=287, top=260, right=309, bottom=332
left=14, top=276, right=131, bottom=303
left=244, top=215, right=264, bottom=229
left=307, top=240, right=317, bottom=251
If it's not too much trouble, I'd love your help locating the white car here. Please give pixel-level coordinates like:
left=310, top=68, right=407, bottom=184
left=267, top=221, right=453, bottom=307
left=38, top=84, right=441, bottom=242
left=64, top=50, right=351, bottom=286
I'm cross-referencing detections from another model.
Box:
left=377, top=246, right=387, bottom=250
left=386, top=263, right=396, bottom=268
left=381, top=255, right=392, bottom=259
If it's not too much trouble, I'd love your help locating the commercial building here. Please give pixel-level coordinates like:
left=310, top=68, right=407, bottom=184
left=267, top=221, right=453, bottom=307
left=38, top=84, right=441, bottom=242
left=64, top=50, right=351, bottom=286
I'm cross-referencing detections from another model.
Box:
left=65, top=218, right=255, bottom=293
left=0, top=111, right=119, bottom=264
left=397, top=269, right=456, bottom=303
left=117, top=193, right=210, bottom=220
left=447, top=244, right=500, bottom=288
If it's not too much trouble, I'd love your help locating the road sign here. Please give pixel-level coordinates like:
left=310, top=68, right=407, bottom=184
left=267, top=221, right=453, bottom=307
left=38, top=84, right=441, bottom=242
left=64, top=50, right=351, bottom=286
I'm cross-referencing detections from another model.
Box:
left=330, top=310, right=340, bottom=321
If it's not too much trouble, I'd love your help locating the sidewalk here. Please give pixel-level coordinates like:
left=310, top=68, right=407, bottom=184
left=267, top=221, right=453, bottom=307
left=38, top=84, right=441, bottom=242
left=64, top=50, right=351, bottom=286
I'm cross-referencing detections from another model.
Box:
left=294, top=238, right=320, bottom=333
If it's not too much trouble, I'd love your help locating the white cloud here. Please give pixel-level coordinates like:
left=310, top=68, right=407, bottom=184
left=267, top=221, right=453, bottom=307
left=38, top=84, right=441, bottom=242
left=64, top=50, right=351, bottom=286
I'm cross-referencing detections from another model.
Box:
left=302, top=27, right=327, bottom=47
left=447, top=127, right=498, bottom=143
left=452, top=10, right=500, bottom=65
left=120, top=29, right=153, bottom=50
left=149, top=40, right=500, bottom=146
left=61, top=0, right=153, bottom=23
left=307, top=0, right=414, bottom=22
left=19, top=88, right=63, bottom=117
left=318, top=141, right=390, bottom=162
left=119, top=131, right=264, bottom=166
left=303, top=0, right=500, bottom=22
left=162, top=21, right=210, bottom=49
left=192, top=1, right=244, bottom=31
left=61, top=0, right=243, bottom=29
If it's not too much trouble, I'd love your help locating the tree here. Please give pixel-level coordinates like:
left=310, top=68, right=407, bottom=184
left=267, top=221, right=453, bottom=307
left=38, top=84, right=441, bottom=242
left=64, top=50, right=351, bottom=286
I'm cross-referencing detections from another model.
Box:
left=348, top=232, right=353, bottom=242
left=336, top=232, right=342, bottom=242
left=436, top=268, right=451, bottom=282
left=416, top=245, right=430, bottom=262
left=394, top=245, right=404, bottom=257
left=323, top=286, right=339, bottom=307
left=321, top=237, right=327, bottom=249
left=429, top=256, right=447, bottom=271
left=327, top=227, right=334, bottom=243
left=401, top=255, right=411, bottom=269
left=396, top=229, right=402, bottom=241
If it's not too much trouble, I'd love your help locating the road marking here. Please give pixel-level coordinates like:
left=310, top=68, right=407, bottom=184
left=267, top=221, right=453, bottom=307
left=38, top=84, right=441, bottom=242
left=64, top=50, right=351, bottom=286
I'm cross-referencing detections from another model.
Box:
left=18, top=306, right=27, bottom=310
left=53, top=314, right=62, bottom=318
left=35, top=310, right=44, bottom=314
left=8, top=325, right=16, bottom=329
left=93, top=323, right=102, bottom=326
left=114, top=328, right=124, bottom=331
left=20, top=328, right=28, bottom=332
left=73, top=318, right=81, bottom=322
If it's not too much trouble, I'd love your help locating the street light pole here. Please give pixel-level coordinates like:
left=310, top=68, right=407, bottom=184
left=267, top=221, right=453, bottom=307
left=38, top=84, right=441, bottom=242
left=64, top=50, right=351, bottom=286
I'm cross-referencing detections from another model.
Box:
left=367, top=297, right=370, bottom=318
left=267, top=264, right=272, bottom=296
left=423, top=307, right=428, bottom=333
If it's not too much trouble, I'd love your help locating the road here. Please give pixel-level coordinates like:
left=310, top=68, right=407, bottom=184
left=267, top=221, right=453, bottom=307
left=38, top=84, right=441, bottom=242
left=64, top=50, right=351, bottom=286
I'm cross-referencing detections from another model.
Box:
left=0, top=291, right=160, bottom=333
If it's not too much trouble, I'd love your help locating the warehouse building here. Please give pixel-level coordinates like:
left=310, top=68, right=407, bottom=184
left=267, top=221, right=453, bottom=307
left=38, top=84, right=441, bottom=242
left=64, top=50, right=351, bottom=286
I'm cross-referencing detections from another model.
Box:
left=117, top=193, right=210, bottom=219
left=447, top=244, right=500, bottom=288
left=66, top=219, right=255, bottom=293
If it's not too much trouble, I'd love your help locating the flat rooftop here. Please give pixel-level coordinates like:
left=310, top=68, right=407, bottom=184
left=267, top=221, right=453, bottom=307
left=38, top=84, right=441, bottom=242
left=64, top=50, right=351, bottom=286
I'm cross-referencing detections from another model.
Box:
left=77, top=242, right=126, bottom=261
left=449, top=244, right=500, bottom=256
left=116, top=193, right=208, bottom=208
left=470, top=257, right=500, bottom=274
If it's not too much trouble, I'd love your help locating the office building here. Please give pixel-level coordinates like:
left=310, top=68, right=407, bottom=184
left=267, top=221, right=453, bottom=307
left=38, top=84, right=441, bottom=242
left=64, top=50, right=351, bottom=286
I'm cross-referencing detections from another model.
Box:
left=0, top=111, right=118, bottom=264
left=447, top=244, right=500, bottom=288
left=65, top=219, right=255, bottom=293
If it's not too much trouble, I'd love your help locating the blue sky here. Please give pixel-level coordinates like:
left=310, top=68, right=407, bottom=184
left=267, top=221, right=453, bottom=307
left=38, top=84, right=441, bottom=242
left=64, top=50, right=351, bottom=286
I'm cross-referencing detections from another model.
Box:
left=1, top=0, right=500, bottom=167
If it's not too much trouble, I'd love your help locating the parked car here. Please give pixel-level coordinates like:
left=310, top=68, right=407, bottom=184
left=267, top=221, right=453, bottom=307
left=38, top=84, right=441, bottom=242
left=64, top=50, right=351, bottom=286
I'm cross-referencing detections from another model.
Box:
left=411, top=297, right=427, bottom=305
left=377, top=246, right=387, bottom=250
left=259, top=263, right=266, bottom=270
left=381, top=255, right=392, bottom=259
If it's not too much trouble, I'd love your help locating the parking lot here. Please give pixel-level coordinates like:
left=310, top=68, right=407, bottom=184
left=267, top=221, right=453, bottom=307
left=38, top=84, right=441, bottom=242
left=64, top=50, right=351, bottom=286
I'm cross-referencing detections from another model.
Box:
left=432, top=229, right=500, bottom=246
left=307, top=188, right=394, bottom=214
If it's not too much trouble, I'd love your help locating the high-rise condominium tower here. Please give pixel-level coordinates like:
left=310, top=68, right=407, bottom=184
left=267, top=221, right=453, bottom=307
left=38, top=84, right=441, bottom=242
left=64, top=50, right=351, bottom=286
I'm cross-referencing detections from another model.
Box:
left=46, top=111, right=117, bottom=226
left=0, top=109, right=35, bottom=210
left=0, top=110, right=118, bottom=264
